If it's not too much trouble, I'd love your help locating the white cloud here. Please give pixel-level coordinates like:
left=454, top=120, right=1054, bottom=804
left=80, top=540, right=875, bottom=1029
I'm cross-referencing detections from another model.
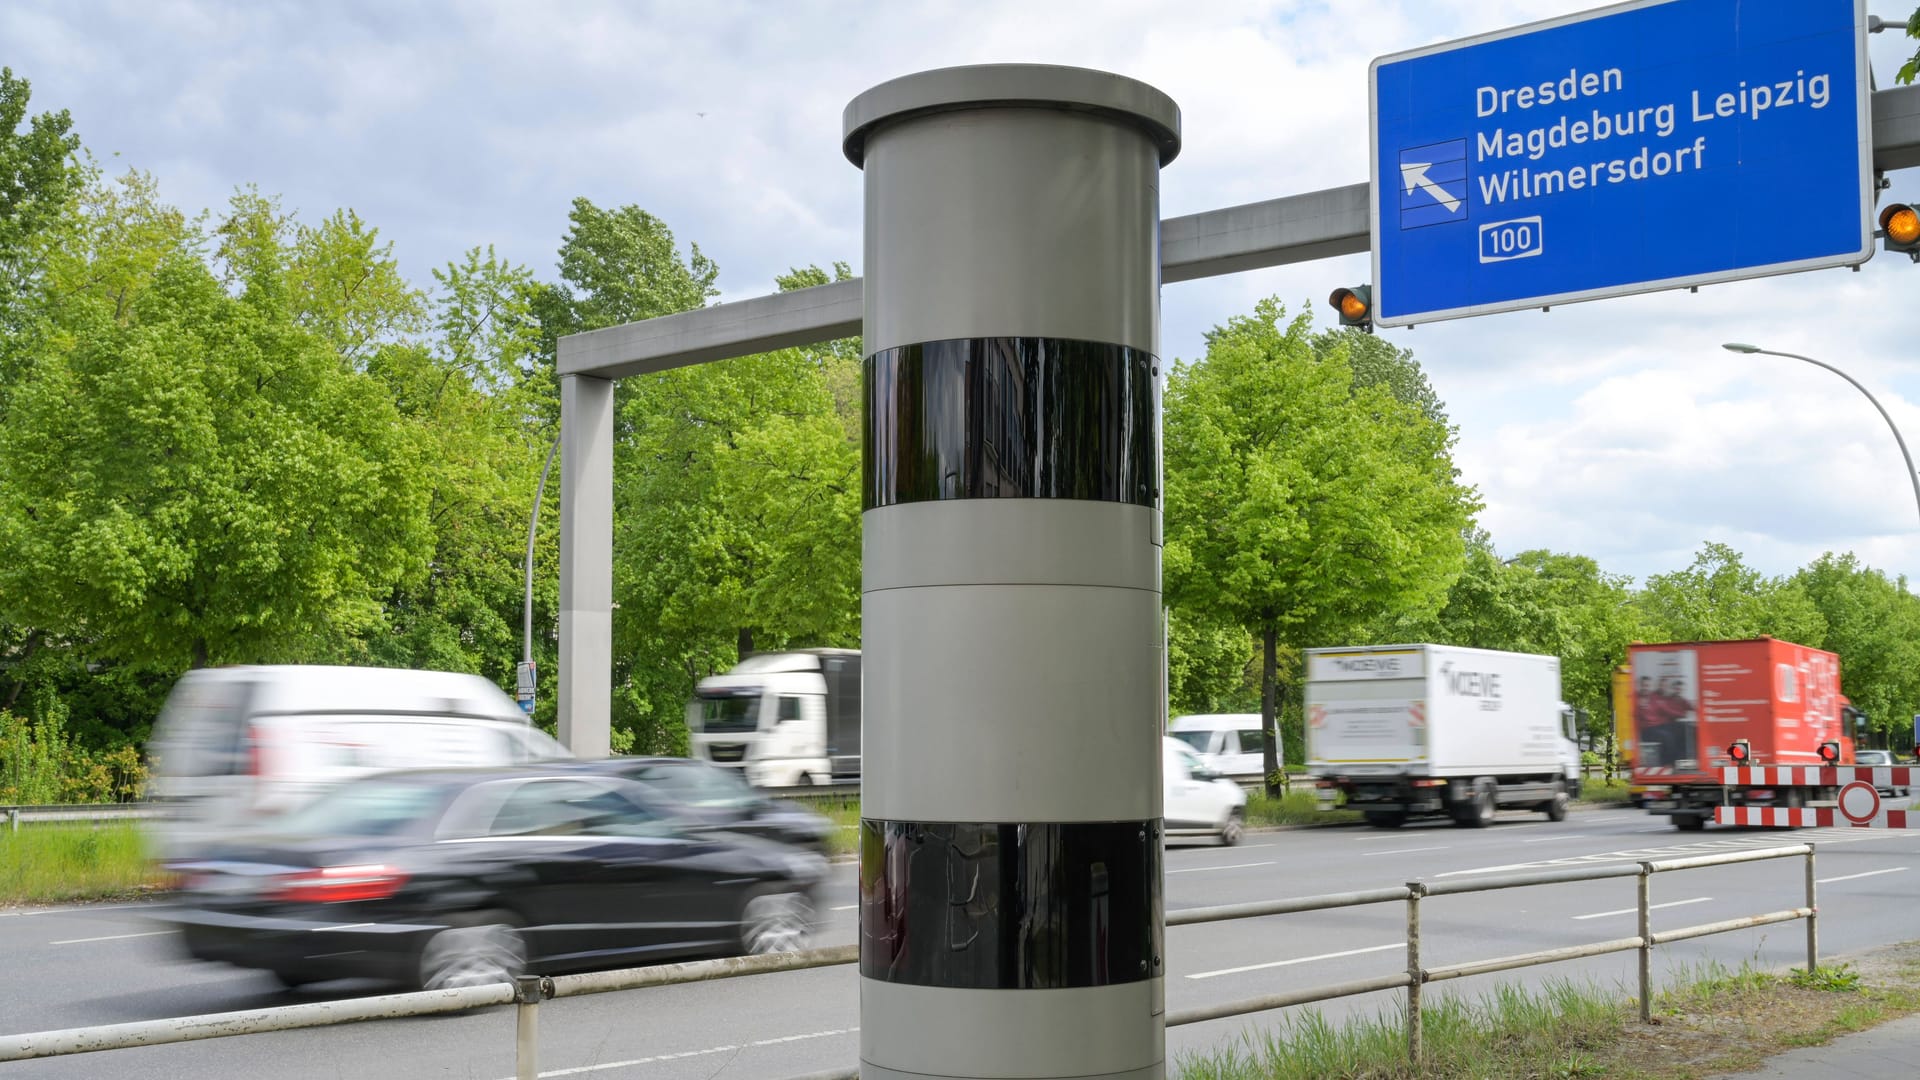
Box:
left=5, top=0, right=1918, bottom=589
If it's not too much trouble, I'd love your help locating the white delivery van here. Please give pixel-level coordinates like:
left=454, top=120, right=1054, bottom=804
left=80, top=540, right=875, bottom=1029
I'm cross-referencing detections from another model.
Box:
left=687, top=649, right=860, bottom=787
left=1163, top=737, right=1248, bottom=845
left=148, top=665, right=571, bottom=860
left=1305, top=644, right=1581, bottom=828
left=1168, top=713, right=1275, bottom=779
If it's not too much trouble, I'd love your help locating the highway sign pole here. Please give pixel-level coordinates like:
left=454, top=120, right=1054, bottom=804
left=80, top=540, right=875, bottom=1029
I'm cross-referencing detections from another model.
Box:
left=1371, top=0, right=1875, bottom=327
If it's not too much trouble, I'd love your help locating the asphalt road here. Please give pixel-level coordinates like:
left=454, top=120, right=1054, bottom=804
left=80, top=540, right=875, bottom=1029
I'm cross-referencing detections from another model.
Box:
left=5, top=803, right=1918, bottom=1078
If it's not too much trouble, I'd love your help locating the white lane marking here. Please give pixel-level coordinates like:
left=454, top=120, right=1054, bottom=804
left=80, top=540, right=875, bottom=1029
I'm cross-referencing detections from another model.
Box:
left=831, top=904, right=858, bottom=911
left=1435, top=827, right=1902, bottom=877
left=50, top=930, right=173, bottom=945
left=1522, top=835, right=1578, bottom=843
left=1167, top=861, right=1276, bottom=875
left=1363, top=846, right=1448, bottom=857
left=1572, top=897, right=1712, bottom=921
left=1187, top=942, right=1406, bottom=981
left=500, top=1027, right=859, bottom=1078
left=1817, top=867, right=1909, bottom=884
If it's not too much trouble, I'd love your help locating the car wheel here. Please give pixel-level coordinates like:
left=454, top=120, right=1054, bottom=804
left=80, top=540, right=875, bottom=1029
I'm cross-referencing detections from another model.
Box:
left=738, top=888, right=813, bottom=956
left=1543, top=781, right=1569, bottom=822
left=1219, top=810, right=1245, bottom=847
left=1673, top=813, right=1707, bottom=832
left=418, top=911, right=525, bottom=991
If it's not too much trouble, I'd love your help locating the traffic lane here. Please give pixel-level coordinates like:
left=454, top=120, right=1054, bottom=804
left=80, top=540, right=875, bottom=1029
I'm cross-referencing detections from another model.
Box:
left=0, top=808, right=1850, bottom=1031
left=0, top=966, right=865, bottom=1080
left=3, top=815, right=1907, bottom=1078
left=1164, top=842, right=1920, bottom=1064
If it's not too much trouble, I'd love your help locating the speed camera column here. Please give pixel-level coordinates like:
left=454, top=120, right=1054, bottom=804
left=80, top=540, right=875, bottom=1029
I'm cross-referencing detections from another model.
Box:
left=844, top=65, right=1180, bottom=1080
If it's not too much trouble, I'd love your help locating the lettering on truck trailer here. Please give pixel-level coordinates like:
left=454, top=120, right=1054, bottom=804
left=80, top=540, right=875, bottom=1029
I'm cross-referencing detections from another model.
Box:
left=1439, top=661, right=1503, bottom=712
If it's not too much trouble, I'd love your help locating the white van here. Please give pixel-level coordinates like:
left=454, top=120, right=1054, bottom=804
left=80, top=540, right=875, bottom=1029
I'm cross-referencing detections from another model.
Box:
left=1164, top=737, right=1248, bottom=845
left=148, top=665, right=571, bottom=860
left=1168, top=714, right=1275, bottom=780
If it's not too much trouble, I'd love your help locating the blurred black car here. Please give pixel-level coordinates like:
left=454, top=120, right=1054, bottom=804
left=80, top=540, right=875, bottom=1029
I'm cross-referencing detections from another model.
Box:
left=158, top=767, right=827, bottom=991
left=574, top=756, right=835, bottom=856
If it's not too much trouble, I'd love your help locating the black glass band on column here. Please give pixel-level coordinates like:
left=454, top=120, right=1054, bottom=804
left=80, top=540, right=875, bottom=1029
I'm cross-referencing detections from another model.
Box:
left=863, top=338, right=1158, bottom=511
left=857, top=819, right=1163, bottom=990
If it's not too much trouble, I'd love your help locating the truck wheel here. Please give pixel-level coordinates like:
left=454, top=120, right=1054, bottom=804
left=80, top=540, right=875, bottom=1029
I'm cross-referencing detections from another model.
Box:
left=1542, top=781, right=1569, bottom=822
left=1673, top=813, right=1706, bottom=832
left=1362, top=811, right=1406, bottom=829
left=1453, top=783, right=1495, bottom=828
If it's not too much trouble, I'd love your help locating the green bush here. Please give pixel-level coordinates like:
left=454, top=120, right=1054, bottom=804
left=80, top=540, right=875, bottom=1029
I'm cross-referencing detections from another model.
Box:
left=0, top=707, right=147, bottom=805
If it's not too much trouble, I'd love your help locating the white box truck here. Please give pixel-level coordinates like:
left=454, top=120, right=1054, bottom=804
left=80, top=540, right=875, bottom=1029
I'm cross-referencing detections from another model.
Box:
left=687, top=649, right=860, bottom=787
left=1305, top=644, right=1582, bottom=828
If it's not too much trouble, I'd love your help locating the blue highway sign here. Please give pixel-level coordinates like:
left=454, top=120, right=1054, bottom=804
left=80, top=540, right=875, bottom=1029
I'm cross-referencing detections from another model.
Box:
left=1370, top=0, right=1874, bottom=327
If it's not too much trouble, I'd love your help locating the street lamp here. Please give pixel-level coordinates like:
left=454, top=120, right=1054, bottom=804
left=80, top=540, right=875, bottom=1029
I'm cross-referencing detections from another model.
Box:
left=1721, top=343, right=1920, bottom=528
left=520, top=433, right=561, bottom=716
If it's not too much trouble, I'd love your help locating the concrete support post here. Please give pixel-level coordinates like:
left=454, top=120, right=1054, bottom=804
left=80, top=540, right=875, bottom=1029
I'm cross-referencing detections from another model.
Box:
left=845, top=64, right=1180, bottom=1080
left=558, top=373, right=614, bottom=759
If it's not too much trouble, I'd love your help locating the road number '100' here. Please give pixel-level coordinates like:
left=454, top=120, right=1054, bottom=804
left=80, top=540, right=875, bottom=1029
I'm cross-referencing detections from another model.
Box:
left=1478, top=216, right=1543, bottom=264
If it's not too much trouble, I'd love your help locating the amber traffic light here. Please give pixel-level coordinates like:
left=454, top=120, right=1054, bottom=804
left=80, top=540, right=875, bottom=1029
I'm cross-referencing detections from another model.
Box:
left=1328, top=285, right=1374, bottom=333
left=1881, top=203, right=1919, bottom=260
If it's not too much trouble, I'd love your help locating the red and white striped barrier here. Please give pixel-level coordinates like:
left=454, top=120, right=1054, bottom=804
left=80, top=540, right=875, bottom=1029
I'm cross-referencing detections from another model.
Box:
left=1714, top=767, right=1915, bottom=828
left=1715, top=805, right=1914, bottom=828
left=1718, top=765, right=1915, bottom=787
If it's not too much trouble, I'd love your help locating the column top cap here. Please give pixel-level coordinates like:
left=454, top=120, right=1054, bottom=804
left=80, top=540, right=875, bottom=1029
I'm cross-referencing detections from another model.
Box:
left=843, top=64, right=1181, bottom=168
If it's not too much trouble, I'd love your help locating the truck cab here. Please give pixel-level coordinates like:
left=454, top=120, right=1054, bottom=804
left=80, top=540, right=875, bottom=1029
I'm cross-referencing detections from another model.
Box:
left=686, top=649, right=860, bottom=788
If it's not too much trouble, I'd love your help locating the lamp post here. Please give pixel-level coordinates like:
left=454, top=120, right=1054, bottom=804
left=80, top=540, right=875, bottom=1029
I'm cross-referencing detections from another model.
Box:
left=520, top=433, right=561, bottom=717
left=1722, top=343, right=1920, bottom=529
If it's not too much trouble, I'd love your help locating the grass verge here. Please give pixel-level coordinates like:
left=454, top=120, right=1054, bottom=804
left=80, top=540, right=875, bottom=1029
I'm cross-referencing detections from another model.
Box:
left=1580, top=779, right=1636, bottom=805
left=1245, top=788, right=1360, bottom=827
left=0, top=822, right=169, bottom=906
left=1176, top=945, right=1920, bottom=1079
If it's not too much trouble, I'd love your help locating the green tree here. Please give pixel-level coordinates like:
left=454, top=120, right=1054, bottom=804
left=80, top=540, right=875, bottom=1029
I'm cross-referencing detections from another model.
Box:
left=1163, top=298, right=1478, bottom=792
left=1792, top=552, right=1920, bottom=744
left=1635, top=542, right=1826, bottom=646
left=0, top=67, right=82, bottom=344
left=611, top=265, right=861, bottom=752
left=0, top=181, right=436, bottom=671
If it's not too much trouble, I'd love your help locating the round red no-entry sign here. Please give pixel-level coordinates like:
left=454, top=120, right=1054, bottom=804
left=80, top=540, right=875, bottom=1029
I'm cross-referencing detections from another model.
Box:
left=1838, top=780, right=1882, bottom=825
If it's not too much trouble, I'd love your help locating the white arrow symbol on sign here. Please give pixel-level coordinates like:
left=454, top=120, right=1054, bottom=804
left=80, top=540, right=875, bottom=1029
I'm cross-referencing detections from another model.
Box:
left=1400, top=162, right=1461, bottom=213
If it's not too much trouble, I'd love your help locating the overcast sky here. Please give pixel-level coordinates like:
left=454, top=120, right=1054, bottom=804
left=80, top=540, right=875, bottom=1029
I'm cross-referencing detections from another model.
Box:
left=6, top=0, right=1918, bottom=588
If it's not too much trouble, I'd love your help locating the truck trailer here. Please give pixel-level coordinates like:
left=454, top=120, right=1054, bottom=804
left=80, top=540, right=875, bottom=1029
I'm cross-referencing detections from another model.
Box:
left=686, top=649, right=860, bottom=787
left=1306, top=644, right=1583, bottom=829
left=1630, top=637, right=1864, bottom=831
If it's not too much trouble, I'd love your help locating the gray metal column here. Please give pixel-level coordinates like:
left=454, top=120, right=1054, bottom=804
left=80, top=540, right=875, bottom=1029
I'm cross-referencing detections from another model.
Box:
left=557, top=372, right=614, bottom=759
left=846, top=65, right=1179, bottom=1080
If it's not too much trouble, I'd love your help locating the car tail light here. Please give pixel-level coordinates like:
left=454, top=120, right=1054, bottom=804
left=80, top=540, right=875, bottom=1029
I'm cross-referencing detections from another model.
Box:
left=1412, top=779, right=1448, bottom=788
left=269, top=864, right=409, bottom=904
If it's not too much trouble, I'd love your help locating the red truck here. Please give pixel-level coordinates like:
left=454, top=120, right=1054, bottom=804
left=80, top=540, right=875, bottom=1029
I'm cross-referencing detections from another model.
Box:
left=1630, top=637, right=1866, bottom=831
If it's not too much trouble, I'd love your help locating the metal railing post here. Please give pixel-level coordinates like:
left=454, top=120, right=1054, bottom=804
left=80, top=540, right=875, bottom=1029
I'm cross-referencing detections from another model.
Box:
left=1805, top=844, right=1819, bottom=973
left=1406, top=882, right=1425, bottom=1063
left=514, top=975, right=549, bottom=1080
left=1637, top=861, right=1653, bottom=1023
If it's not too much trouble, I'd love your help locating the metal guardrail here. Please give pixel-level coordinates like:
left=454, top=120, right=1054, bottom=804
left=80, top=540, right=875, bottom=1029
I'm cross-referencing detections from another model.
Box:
left=0, top=843, right=1818, bottom=1077
left=3, top=804, right=161, bottom=831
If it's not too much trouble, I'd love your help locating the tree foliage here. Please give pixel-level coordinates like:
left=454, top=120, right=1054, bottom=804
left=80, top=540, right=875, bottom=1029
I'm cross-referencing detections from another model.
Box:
left=1164, top=299, right=1478, bottom=785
